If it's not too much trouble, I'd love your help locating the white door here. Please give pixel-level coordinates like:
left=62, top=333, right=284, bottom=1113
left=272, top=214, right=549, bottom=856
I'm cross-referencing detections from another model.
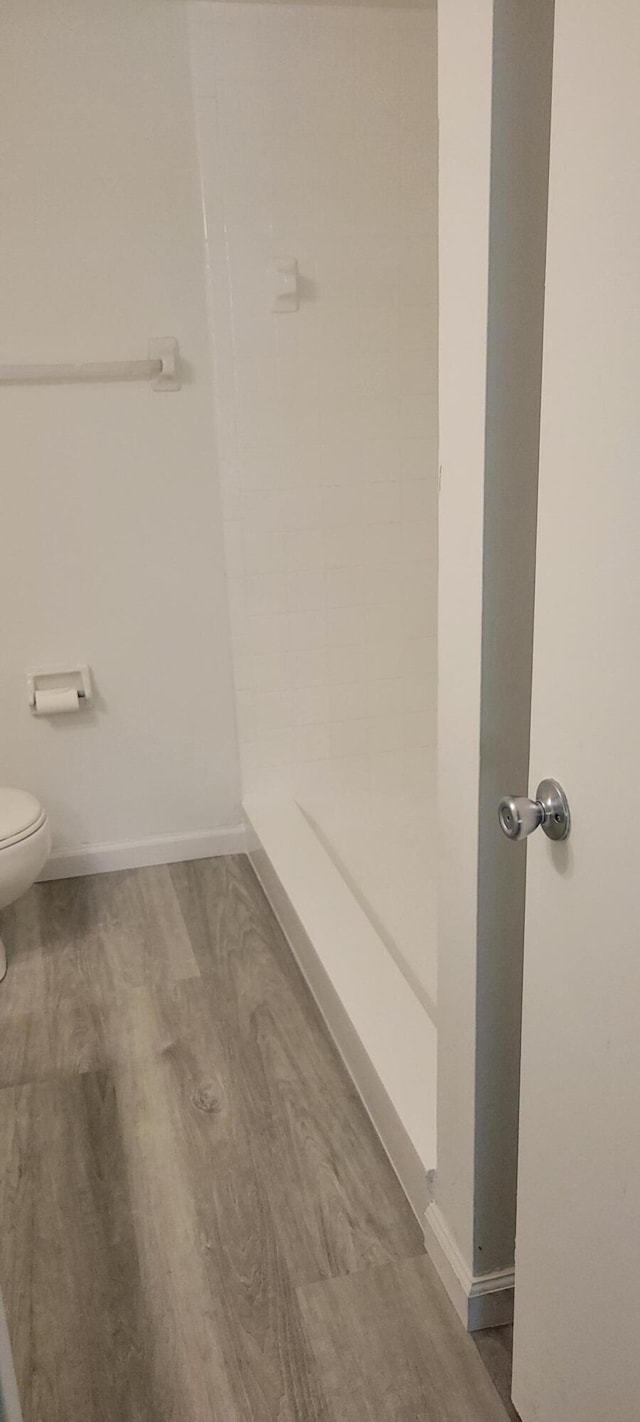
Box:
left=512, top=3, right=640, bottom=1419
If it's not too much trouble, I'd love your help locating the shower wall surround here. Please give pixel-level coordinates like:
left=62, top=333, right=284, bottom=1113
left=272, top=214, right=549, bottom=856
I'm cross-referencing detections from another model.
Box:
left=190, top=1, right=438, bottom=804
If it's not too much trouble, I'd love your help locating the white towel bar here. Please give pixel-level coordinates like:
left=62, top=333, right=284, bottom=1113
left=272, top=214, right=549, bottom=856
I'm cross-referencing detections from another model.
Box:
left=0, top=337, right=180, bottom=392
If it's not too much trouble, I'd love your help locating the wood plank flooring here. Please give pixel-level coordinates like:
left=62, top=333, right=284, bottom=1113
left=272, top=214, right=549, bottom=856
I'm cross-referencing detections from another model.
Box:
left=0, top=856, right=515, bottom=1421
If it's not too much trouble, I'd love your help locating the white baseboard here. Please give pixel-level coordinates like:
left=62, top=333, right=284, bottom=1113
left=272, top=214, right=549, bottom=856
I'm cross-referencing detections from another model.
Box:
left=0, top=1285, right=23, bottom=1422
left=423, top=1201, right=515, bottom=1332
left=244, top=795, right=437, bottom=1225
left=39, top=823, right=248, bottom=880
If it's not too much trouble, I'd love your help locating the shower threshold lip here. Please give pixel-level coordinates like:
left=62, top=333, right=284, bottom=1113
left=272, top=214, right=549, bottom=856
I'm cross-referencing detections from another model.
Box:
left=243, top=794, right=437, bottom=1224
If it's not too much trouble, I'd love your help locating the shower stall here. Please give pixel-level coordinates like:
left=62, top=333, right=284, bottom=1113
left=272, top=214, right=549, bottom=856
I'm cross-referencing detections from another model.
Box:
left=190, top=0, right=438, bottom=1215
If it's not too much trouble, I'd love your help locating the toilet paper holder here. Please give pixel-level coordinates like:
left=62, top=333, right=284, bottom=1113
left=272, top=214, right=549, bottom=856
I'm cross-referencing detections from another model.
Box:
left=27, top=665, right=93, bottom=715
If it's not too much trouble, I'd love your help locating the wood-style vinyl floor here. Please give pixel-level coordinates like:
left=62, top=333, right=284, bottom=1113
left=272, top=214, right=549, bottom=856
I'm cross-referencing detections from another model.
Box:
left=0, top=856, right=516, bottom=1422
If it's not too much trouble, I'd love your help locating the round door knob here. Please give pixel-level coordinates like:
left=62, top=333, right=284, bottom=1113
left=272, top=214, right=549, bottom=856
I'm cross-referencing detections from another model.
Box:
left=498, top=795, right=543, bottom=841
left=498, top=779, right=570, bottom=842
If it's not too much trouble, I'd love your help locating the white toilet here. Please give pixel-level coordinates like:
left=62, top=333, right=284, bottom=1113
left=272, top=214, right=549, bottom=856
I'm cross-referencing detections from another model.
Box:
left=0, top=788, right=51, bottom=981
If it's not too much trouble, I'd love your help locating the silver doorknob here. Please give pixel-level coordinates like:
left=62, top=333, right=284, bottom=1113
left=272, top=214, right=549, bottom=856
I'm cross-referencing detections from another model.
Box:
left=498, top=779, right=570, bottom=842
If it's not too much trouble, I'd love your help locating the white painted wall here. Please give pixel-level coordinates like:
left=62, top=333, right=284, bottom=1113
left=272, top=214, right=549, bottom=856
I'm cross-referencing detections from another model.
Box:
left=0, top=0, right=241, bottom=857
left=426, top=0, right=554, bottom=1324
left=190, top=1, right=438, bottom=805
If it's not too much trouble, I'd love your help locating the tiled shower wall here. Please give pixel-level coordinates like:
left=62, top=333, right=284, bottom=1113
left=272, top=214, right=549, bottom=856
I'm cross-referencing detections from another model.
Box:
left=190, top=1, right=438, bottom=802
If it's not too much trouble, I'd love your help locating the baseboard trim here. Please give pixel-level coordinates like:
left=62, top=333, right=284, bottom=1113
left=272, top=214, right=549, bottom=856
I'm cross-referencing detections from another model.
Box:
left=424, top=1202, right=515, bottom=1332
left=39, top=824, right=248, bottom=880
left=0, top=1285, right=23, bottom=1422
left=244, top=795, right=437, bottom=1225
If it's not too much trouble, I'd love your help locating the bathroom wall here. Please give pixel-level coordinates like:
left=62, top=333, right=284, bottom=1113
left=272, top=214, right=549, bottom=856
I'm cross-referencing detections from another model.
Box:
left=190, top=0, right=438, bottom=806
left=0, top=0, right=241, bottom=862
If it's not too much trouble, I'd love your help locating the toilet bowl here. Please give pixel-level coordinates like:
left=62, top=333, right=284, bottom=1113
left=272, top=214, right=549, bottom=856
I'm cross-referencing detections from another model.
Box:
left=0, top=788, right=51, bottom=981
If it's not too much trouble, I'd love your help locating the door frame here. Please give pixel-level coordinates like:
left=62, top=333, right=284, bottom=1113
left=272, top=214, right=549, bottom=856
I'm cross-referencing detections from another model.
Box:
left=425, top=0, right=555, bottom=1331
